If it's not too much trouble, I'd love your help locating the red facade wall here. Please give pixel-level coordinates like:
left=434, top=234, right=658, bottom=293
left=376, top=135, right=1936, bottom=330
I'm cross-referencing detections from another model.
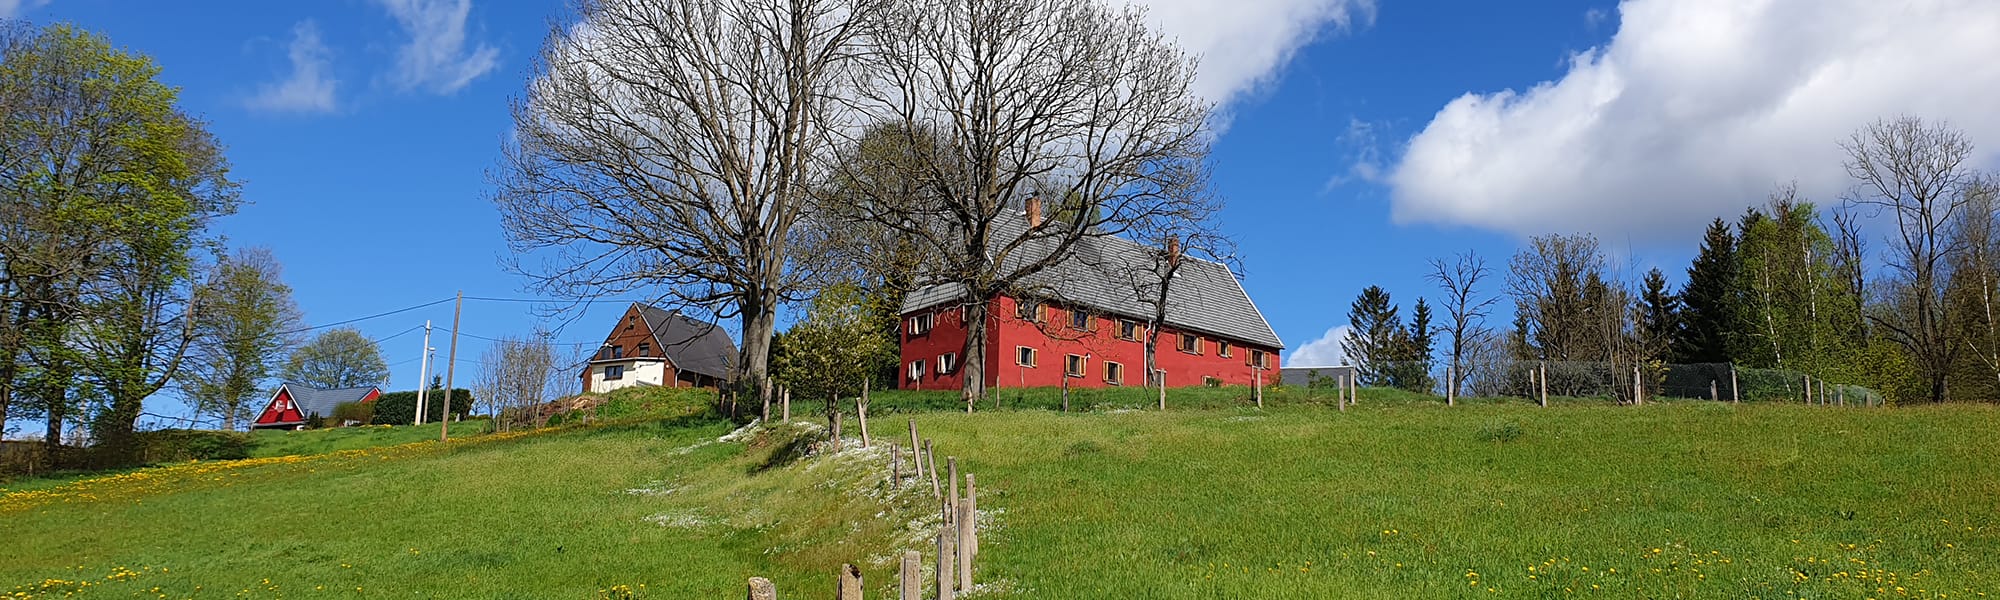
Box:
left=255, top=388, right=306, bottom=425
left=900, top=295, right=1279, bottom=390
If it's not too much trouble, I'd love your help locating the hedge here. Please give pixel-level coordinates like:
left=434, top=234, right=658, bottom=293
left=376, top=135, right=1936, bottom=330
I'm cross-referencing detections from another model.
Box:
left=370, top=388, right=477, bottom=425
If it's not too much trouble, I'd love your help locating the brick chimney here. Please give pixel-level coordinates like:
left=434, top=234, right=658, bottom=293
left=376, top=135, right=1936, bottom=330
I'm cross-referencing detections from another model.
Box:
left=1025, top=197, right=1042, bottom=227
left=1166, top=236, right=1182, bottom=268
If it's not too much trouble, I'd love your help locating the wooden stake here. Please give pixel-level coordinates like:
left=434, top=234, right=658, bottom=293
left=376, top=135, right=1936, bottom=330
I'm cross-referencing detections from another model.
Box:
left=900, top=551, right=921, bottom=600
left=858, top=380, right=871, bottom=449
left=1446, top=365, right=1455, bottom=406
left=1254, top=369, right=1263, bottom=408
left=781, top=386, right=791, bottom=422
left=890, top=444, right=900, bottom=490
left=837, top=563, right=863, bottom=600
left=832, top=410, right=843, bottom=453
left=1158, top=371, right=1166, bottom=411
left=1711, top=379, right=1718, bottom=402
left=948, top=456, right=960, bottom=526
left=747, top=577, right=776, bottom=600
left=1062, top=376, right=1070, bottom=412
left=956, top=498, right=974, bottom=592
left=936, top=528, right=955, bottom=600
left=1633, top=365, right=1642, bottom=406
left=1803, top=374, right=1812, bottom=404
left=908, top=419, right=922, bottom=477
left=965, top=473, right=979, bottom=559
left=926, top=439, right=941, bottom=499
left=1539, top=362, right=1548, bottom=407
left=1731, top=365, right=1740, bottom=404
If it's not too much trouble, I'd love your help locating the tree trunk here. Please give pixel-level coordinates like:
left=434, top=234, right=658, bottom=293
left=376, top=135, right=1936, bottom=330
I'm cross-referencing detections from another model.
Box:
left=960, top=299, right=991, bottom=411
left=739, top=305, right=779, bottom=416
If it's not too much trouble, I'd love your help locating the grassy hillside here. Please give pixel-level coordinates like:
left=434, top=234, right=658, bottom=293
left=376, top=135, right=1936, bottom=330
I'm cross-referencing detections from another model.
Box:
left=4, top=388, right=1996, bottom=599
left=247, top=420, right=494, bottom=458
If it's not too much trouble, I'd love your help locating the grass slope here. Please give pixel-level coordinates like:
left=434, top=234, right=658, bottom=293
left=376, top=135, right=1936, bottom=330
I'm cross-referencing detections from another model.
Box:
left=4, top=388, right=1997, bottom=599
left=247, top=420, right=493, bottom=459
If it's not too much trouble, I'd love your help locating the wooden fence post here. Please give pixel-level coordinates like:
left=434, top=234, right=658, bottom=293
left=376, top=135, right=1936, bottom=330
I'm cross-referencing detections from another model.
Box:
left=926, top=440, right=941, bottom=499
left=948, top=457, right=960, bottom=525
left=936, top=528, right=955, bottom=600
left=1731, top=364, right=1740, bottom=404
left=1446, top=366, right=1455, bottom=406
left=1539, top=362, right=1548, bottom=407
left=965, top=473, right=979, bottom=559
left=747, top=577, right=776, bottom=600
left=857, top=382, right=871, bottom=449
left=900, top=551, right=921, bottom=600
left=1254, top=369, right=1263, bottom=408
left=1633, top=365, right=1642, bottom=406
left=1711, top=379, right=1718, bottom=401
left=956, top=498, right=974, bottom=592
left=1062, top=376, right=1070, bottom=412
left=908, top=419, right=922, bottom=476
left=762, top=385, right=771, bottom=424
left=781, top=386, right=791, bottom=423
left=832, top=411, right=843, bottom=453
left=890, top=444, right=900, bottom=490
left=837, top=563, right=863, bottom=600
left=1158, top=371, right=1166, bottom=410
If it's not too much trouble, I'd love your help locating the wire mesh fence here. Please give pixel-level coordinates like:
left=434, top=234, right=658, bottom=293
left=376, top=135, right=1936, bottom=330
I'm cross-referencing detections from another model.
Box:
left=1321, top=360, right=1885, bottom=406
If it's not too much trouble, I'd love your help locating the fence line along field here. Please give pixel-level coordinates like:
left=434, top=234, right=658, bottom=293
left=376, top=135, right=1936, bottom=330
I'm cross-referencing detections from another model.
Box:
left=3, top=386, right=1997, bottom=598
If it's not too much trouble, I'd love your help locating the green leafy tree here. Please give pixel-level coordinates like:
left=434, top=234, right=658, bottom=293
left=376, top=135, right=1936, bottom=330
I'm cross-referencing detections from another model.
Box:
left=1341, top=286, right=1403, bottom=386
left=1677, top=219, right=1744, bottom=363
left=0, top=24, right=238, bottom=464
left=284, top=329, right=390, bottom=390
left=178, top=248, right=301, bottom=431
left=772, top=284, right=896, bottom=427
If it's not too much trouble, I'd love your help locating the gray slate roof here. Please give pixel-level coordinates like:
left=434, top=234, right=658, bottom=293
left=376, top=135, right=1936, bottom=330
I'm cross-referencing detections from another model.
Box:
left=278, top=383, right=379, bottom=421
left=635, top=304, right=739, bottom=379
left=900, top=213, right=1283, bottom=349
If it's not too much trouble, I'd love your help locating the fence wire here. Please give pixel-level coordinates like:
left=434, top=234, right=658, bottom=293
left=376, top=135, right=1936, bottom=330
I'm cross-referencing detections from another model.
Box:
left=1314, top=360, right=1884, bottom=406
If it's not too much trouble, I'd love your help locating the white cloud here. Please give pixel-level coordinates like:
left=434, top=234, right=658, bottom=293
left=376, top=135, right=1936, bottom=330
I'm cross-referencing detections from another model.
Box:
left=1134, top=0, right=1375, bottom=108
left=247, top=21, right=339, bottom=114
left=1387, top=0, right=2000, bottom=240
left=375, top=0, right=499, bottom=95
left=1286, top=324, right=1350, bottom=367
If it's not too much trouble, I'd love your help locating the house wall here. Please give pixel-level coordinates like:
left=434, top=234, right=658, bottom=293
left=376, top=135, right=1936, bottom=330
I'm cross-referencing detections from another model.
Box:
left=585, top=359, right=672, bottom=394
left=253, top=388, right=306, bottom=427
left=900, top=294, right=1281, bottom=391
left=580, top=304, right=681, bottom=394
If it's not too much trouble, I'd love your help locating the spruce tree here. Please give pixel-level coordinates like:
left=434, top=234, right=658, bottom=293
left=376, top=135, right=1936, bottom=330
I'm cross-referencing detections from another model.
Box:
left=1677, top=218, right=1743, bottom=364
left=1399, top=298, right=1438, bottom=392
left=1340, top=286, right=1402, bottom=386
left=1637, top=268, right=1681, bottom=362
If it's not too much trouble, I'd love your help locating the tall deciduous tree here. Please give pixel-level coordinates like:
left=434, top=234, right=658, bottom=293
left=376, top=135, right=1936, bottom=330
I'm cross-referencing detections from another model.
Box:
left=1428, top=250, right=1496, bottom=397
left=493, top=0, right=876, bottom=414
left=284, top=329, right=389, bottom=390
left=179, top=248, right=302, bottom=431
left=1842, top=117, right=1982, bottom=403
left=772, top=283, right=895, bottom=428
left=472, top=332, right=561, bottom=431
left=850, top=0, right=1213, bottom=407
left=0, top=24, right=237, bottom=463
left=1944, top=177, right=2000, bottom=400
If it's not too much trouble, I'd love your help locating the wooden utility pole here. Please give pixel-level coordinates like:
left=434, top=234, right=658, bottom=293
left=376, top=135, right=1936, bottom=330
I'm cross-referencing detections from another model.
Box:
left=442, top=291, right=462, bottom=442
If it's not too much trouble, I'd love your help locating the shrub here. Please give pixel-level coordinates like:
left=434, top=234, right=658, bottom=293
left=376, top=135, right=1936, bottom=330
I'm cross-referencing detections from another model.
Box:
left=136, top=430, right=252, bottom=462
left=1476, top=420, right=1523, bottom=443
left=331, top=401, right=374, bottom=426
left=370, top=389, right=477, bottom=425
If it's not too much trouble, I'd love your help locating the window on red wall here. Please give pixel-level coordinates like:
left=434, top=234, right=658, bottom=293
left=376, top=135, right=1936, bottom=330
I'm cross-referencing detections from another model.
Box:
left=1116, top=319, right=1139, bottom=340
left=908, top=313, right=933, bottom=336
left=1250, top=349, right=1268, bottom=368
left=938, top=352, right=957, bottom=374
left=908, top=359, right=927, bottom=381
left=1104, top=361, right=1124, bottom=385
left=1015, top=299, right=1045, bottom=322
left=1218, top=340, right=1234, bottom=357
left=1069, top=309, right=1091, bottom=331
left=1016, top=346, right=1037, bottom=367
left=1177, top=333, right=1200, bottom=354
left=1064, top=354, right=1086, bottom=377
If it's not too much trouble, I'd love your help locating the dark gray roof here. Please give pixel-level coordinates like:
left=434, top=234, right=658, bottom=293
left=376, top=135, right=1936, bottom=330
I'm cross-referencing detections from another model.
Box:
left=636, top=304, right=738, bottom=379
left=278, top=383, right=379, bottom=421
left=899, top=213, right=1283, bottom=349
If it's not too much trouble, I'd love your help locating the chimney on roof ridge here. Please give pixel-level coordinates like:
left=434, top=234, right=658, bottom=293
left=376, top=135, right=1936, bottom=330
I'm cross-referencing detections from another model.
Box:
left=1167, top=235, right=1182, bottom=269
left=1026, top=197, right=1042, bottom=227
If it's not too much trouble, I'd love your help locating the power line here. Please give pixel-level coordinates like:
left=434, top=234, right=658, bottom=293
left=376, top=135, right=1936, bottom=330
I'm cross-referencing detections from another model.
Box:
left=371, top=324, right=426, bottom=345
left=462, top=296, right=651, bottom=305
left=281, top=297, right=455, bottom=335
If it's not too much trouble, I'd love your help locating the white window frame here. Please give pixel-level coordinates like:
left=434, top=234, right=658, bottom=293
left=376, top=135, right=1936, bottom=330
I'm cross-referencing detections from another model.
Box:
left=938, top=352, right=958, bottom=374
left=1104, top=361, right=1124, bottom=385
left=909, top=359, right=927, bottom=381
left=1016, top=346, right=1037, bottom=367
left=1065, top=354, right=1086, bottom=378
left=604, top=365, right=625, bottom=380
left=908, top=313, right=934, bottom=336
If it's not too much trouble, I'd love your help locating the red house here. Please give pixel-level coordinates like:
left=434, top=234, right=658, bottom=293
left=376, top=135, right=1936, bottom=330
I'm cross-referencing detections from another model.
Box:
left=899, top=202, right=1283, bottom=391
left=252, top=382, right=382, bottom=430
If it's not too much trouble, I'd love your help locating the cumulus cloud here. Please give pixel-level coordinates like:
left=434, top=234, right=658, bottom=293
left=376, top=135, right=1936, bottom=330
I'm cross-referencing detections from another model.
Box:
left=375, top=0, right=499, bottom=94
left=1286, top=324, right=1350, bottom=367
left=1387, top=0, right=2000, bottom=240
left=247, top=21, right=339, bottom=114
left=1134, top=0, right=1376, bottom=107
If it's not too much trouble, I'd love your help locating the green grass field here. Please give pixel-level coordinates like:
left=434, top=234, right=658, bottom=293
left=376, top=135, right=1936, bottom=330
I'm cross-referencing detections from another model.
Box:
left=4, top=387, right=1996, bottom=599
left=246, top=420, right=493, bottom=458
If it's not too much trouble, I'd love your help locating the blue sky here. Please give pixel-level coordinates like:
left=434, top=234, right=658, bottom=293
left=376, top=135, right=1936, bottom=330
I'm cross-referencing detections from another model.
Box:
left=24, top=0, right=2000, bottom=422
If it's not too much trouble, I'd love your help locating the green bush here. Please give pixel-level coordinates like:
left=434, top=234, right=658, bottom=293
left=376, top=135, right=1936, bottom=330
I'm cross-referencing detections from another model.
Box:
left=136, top=430, right=252, bottom=462
left=370, top=389, right=476, bottom=425
left=331, top=401, right=374, bottom=426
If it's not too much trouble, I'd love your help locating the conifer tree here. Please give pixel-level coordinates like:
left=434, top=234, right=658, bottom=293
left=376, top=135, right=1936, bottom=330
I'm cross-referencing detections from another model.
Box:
left=1676, top=219, right=1743, bottom=363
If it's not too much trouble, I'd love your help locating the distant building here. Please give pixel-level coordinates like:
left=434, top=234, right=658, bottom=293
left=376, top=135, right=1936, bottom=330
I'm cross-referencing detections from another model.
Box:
left=899, top=199, right=1283, bottom=390
left=252, top=382, right=381, bottom=430
left=580, top=303, right=737, bottom=394
left=1279, top=365, right=1355, bottom=389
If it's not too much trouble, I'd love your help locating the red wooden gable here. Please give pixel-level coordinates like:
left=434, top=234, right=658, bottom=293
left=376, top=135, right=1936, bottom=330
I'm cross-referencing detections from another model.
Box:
left=255, top=388, right=307, bottom=425
left=359, top=388, right=381, bottom=403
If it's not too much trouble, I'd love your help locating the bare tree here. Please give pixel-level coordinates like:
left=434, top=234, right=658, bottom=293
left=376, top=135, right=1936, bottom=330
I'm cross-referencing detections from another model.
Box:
left=1945, top=177, right=2000, bottom=398
left=850, top=0, right=1213, bottom=406
left=1842, top=117, right=1982, bottom=402
left=493, top=0, right=877, bottom=413
left=1427, top=250, right=1496, bottom=398
left=474, top=333, right=561, bottom=432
